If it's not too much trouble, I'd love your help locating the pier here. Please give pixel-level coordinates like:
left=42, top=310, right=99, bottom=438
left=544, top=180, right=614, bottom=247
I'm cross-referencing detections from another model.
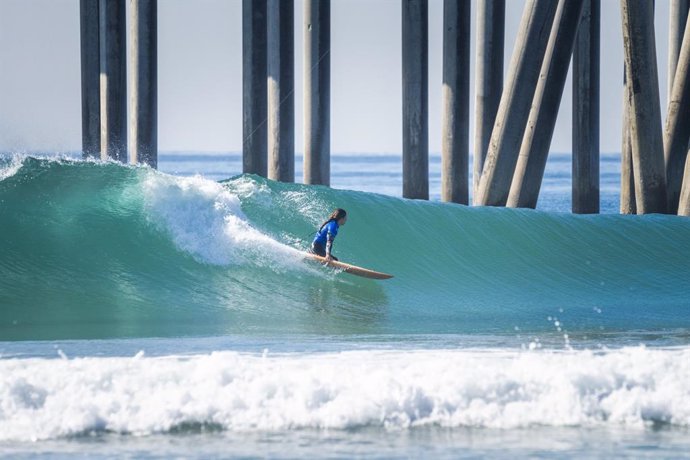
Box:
left=75, top=0, right=690, bottom=216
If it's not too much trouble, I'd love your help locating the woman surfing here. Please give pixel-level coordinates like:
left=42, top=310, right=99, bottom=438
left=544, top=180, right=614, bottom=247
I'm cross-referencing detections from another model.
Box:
left=305, top=208, right=392, bottom=279
left=310, top=208, right=347, bottom=261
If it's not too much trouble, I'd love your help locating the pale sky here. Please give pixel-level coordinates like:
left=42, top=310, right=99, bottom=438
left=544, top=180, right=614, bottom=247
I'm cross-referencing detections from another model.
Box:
left=0, top=0, right=674, bottom=154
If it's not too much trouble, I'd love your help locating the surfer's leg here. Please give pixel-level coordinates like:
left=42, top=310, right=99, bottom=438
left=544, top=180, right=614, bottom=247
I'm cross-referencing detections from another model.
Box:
left=311, top=242, right=327, bottom=257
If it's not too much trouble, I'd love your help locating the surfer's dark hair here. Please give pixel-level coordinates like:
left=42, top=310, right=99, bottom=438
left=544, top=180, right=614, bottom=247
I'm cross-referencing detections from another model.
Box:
left=320, top=208, right=347, bottom=231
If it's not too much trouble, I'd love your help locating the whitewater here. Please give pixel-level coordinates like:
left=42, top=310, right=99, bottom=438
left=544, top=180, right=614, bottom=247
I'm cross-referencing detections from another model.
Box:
left=1, top=154, right=689, bottom=458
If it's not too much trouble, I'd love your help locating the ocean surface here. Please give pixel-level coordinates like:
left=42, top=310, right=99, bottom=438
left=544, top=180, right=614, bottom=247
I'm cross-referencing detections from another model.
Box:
left=1, top=152, right=689, bottom=459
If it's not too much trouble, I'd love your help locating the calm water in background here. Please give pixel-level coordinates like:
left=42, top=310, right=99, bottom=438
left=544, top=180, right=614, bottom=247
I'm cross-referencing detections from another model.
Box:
left=156, top=151, right=622, bottom=213
left=1, top=152, right=690, bottom=459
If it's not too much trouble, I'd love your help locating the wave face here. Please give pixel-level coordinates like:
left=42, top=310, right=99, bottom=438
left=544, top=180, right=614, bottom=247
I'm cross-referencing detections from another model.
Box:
left=1, top=157, right=690, bottom=340
left=1, top=347, right=690, bottom=441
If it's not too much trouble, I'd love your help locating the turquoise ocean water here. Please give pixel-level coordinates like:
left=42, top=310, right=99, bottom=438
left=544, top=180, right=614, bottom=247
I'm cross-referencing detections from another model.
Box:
left=1, top=153, right=689, bottom=458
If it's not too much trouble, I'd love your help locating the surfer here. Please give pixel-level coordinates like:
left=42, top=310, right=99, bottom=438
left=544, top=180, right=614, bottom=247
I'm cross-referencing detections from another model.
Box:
left=310, top=208, right=347, bottom=261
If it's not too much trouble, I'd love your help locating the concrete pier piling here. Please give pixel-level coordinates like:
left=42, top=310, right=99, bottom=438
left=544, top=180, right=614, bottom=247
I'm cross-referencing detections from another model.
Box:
left=73, top=0, right=688, bottom=216
left=267, top=0, right=295, bottom=183
left=678, top=157, right=690, bottom=215
left=242, top=0, right=268, bottom=177
left=663, top=14, right=690, bottom=214
left=304, top=0, right=331, bottom=186
left=475, top=0, right=558, bottom=207
left=130, top=0, right=157, bottom=168
left=507, top=0, right=585, bottom=209
left=572, top=0, right=600, bottom=214
left=80, top=0, right=100, bottom=159
left=441, top=0, right=470, bottom=204
left=621, top=76, right=637, bottom=214
left=669, top=0, right=690, bottom=100
left=621, top=0, right=667, bottom=214
left=473, top=0, right=504, bottom=203
left=99, top=0, right=127, bottom=162
left=402, top=0, right=429, bottom=200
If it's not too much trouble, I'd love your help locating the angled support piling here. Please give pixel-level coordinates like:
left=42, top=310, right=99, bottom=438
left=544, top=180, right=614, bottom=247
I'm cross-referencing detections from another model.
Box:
left=267, top=0, right=295, bottom=182
left=80, top=0, right=100, bottom=159
left=304, top=0, right=331, bottom=186
left=621, top=0, right=667, bottom=214
left=441, top=0, right=470, bottom=204
left=242, top=0, right=268, bottom=177
left=99, top=0, right=127, bottom=162
left=402, top=0, right=429, bottom=200
left=572, top=0, right=600, bottom=214
left=507, top=0, right=585, bottom=209
left=473, top=0, right=504, bottom=203
left=663, top=14, right=690, bottom=213
left=130, top=0, right=157, bottom=168
left=475, top=0, right=558, bottom=207
left=678, top=156, right=690, bottom=215
left=669, top=0, right=690, bottom=100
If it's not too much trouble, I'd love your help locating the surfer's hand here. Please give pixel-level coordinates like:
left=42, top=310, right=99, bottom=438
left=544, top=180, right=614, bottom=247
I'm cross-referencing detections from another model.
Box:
left=325, top=254, right=333, bottom=261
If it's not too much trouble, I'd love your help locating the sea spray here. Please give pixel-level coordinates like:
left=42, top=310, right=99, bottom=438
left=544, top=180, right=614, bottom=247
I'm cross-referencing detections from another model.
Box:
left=141, top=172, right=304, bottom=269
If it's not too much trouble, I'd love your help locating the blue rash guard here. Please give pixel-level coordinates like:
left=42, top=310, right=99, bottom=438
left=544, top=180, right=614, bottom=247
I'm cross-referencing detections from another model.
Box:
left=313, top=220, right=339, bottom=246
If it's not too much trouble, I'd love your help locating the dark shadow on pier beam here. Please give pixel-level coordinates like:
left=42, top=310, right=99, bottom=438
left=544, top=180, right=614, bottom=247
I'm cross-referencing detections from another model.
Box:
left=402, top=0, right=429, bottom=200
left=572, top=0, right=600, bottom=214
left=99, top=0, right=127, bottom=163
left=663, top=13, right=690, bottom=214
left=304, top=0, right=331, bottom=186
left=669, top=0, right=690, bottom=100
left=130, top=0, right=157, bottom=168
left=242, top=0, right=268, bottom=177
left=507, top=0, right=585, bottom=209
left=441, top=0, right=470, bottom=204
left=80, top=0, right=100, bottom=159
left=474, top=0, right=557, bottom=207
left=621, top=0, right=667, bottom=214
left=473, top=0, right=504, bottom=204
left=267, top=0, right=295, bottom=183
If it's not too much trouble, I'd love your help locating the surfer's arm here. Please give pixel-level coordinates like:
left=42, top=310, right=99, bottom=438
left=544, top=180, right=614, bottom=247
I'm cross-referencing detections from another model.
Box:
left=324, top=221, right=337, bottom=260
left=325, top=235, right=334, bottom=259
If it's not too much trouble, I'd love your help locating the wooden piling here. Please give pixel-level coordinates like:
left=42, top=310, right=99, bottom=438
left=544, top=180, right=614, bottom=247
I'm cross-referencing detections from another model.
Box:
left=669, top=0, right=690, bottom=100
left=473, top=0, right=504, bottom=204
left=99, top=0, right=127, bottom=162
left=621, top=0, right=667, bottom=214
left=242, top=0, right=268, bottom=177
left=80, top=0, right=100, bottom=159
left=507, top=0, right=585, bottom=209
left=402, top=0, right=429, bottom=200
left=663, top=14, right=690, bottom=213
left=130, top=0, right=157, bottom=168
left=475, top=0, right=558, bottom=207
left=441, top=0, right=470, bottom=204
left=304, top=0, right=331, bottom=186
left=267, top=0, right=295, bottom=182
left=572, top=0, right=600, bottom=214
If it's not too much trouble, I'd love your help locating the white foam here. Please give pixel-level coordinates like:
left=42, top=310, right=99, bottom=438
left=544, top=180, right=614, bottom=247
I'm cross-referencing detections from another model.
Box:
left=1, top=346, right=689, bottom=441
left=226, top=175, right=330, bottom=233
left=0, top=154, right=24, bottom=181
left=226, top=175, right=273, bottom=206
left=141, top=172, right=303, bottom=268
